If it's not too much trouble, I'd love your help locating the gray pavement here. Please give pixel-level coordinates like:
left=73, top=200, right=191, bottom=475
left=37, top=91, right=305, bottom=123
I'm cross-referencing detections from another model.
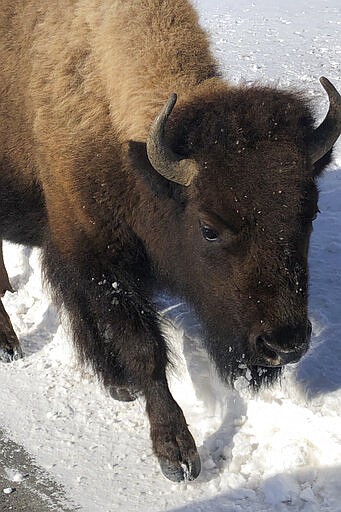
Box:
left=0, top=430, right=79, bottom=512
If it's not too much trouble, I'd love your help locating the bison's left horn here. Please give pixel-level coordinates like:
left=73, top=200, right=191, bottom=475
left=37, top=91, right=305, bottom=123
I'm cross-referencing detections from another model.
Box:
left=146, top=93, right=199, bottom=186
left=308, top=77, right=341, bottom=164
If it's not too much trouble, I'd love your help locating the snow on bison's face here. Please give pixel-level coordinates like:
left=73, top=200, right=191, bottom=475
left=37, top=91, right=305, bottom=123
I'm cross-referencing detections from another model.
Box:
left=136, top=78, right=340, bottom=386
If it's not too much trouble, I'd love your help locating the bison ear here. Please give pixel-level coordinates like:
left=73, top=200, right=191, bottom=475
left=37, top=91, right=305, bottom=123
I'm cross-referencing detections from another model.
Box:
left=128, top=141, right=186, bottom=202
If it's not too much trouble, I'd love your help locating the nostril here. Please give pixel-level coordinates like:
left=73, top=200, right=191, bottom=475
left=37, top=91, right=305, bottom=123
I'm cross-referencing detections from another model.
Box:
left=255, top=335, right=279, bottom=361
left=307, top=321, right=312, bottom=338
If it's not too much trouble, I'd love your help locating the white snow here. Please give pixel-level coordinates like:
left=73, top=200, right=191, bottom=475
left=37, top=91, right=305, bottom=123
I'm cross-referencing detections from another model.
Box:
left=1, top=0, right=341, bottom=511
left=3, top=488, right=16, bottom=495
left=4, top=468, right=28, bottom=483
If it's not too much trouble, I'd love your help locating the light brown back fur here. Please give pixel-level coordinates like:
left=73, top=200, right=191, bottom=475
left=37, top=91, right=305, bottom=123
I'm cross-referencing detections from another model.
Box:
left=0, top=0, right=218, bottom=182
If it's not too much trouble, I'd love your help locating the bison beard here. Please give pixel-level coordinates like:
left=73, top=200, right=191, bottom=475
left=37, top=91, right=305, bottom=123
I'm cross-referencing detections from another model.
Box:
left=203, top=329, right=282, bottom=389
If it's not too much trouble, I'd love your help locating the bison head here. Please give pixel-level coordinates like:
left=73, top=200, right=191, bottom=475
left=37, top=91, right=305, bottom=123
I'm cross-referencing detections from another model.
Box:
left=132, top=77, right=341, bottom=387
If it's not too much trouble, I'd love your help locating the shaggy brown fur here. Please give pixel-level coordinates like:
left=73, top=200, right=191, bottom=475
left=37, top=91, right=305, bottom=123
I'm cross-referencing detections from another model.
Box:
left=0, top=0, right=334, bottom=481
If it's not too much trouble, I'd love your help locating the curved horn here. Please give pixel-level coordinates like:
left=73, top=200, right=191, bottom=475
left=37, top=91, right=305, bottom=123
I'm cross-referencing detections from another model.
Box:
left=146, top=93, right=199, bottom=186
left=308, top=77, right=341, bottom=164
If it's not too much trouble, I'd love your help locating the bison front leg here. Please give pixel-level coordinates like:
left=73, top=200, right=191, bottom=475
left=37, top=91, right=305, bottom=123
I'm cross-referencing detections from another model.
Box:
left=105, top=319, right=201, bottom=481
left=145, top=382, right=201, bottom=481
left=43, top=240, right=200, bottom=482
left=0, top=241, right=23, bottom=362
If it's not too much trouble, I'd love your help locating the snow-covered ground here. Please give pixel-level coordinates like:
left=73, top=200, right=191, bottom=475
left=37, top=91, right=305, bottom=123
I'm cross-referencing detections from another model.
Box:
left=1, top=0, right=341, bottom=510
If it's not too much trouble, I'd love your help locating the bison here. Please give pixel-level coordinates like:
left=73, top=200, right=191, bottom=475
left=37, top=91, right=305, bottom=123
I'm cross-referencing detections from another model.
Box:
left=0, top=0, right=340, bottom=482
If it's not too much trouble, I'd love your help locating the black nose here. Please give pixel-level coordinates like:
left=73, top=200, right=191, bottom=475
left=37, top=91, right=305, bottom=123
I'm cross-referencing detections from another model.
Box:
left=254, top=322, right=311, bottom=367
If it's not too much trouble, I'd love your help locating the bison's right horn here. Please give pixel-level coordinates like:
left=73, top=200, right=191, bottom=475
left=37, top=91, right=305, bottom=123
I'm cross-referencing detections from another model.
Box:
left=308, top=77, right=341, bottom=164
left=146, top=94, right=199, bottom=186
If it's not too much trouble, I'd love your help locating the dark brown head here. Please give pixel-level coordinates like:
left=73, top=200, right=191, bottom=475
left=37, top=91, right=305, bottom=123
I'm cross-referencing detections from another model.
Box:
left=132, top=78, right=341, bottom=387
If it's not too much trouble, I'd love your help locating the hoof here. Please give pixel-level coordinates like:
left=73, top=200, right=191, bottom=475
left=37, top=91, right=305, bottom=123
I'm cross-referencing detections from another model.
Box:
left=160, top=451, right=201, bottom=482
left=109, top=385, right=137, bottom=402
left=0, top=298, right=22, bottom=363
left=0, top=345, right=24, bottom=363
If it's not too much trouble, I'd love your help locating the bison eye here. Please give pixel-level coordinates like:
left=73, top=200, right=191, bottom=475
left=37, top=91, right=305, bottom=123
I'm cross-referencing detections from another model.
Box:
left=201, top=225, right=219, bottom=242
